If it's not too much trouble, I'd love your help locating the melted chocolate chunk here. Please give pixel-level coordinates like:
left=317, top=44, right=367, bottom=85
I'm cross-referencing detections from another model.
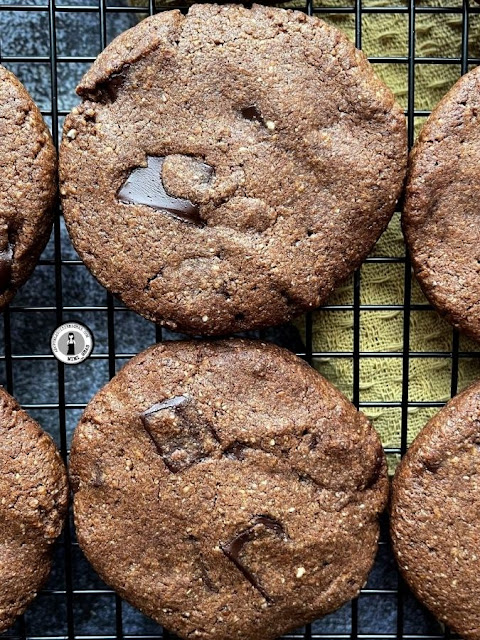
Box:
left=143, top=395, right=189, bottom=417
left=87, top=66, right=129, bottom=103
left=221, top=515, right=286, bottom=603
left=118, top=156, right=204, bottom=227
left=141, top=395, right=219, bottom=473
left=301, top=429, right=318, bottom=451
left=0, top=244, right=13, bottom=293
left=91, top=462, right=104, bottom=488
left=421, top=453, right=442, bottom=474
left=223, top=441, right=248, bottom=460
left=241, top=105, right=265, bottom=124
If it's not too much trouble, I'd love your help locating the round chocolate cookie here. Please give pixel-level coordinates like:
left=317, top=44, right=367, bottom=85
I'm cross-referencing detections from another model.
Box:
left=60, top=4, right=407, bottom=336
left=403, top=66, right=480, bottom=341
left=70, top=339, right=388, bottom=640
left=391, top=381, right=480, bottom=640
left=0, top=65, right=57, bottom=310
left=0, top=387, right=68, bottom=633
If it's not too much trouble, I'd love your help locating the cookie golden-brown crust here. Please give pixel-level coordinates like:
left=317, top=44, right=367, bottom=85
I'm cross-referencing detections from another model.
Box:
left=70, top=339, right=388, bottom=640
left=0, top=387, right=68, bottom=633
left=0, top=66, right=57, bottom=309
left=60, top=4, right=406, bottom=335
left=392, top=381, right=480, bottom=640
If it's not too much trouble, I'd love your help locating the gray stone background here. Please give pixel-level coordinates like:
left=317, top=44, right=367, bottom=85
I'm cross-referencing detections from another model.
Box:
left=0, top=3, right=445, bottom=638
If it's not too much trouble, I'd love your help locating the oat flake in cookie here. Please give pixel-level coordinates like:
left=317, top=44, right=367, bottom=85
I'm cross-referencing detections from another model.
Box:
left=391, top=381, right=480, bottom=640
left=0, top=66, right=57, bottom=310
left=70, top=339, right=388, bottom=640
left=403, top=66, right=480, bottom=342
left=0, top=387, right=68, bottom=633
left=60, top=4, right=407, bottom=336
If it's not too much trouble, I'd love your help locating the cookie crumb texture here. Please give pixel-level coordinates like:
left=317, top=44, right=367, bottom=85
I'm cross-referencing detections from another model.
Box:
left=70, top=340, right=388, bottom=640
left=391, top=381, right=480, bottom=640
left=403, top=66, right=480, bottom=342
left=0, top=387, right=68, bottom=633
left=0, top=65, right=57, bottom=310
left=60, top=4, right=406, bottom=335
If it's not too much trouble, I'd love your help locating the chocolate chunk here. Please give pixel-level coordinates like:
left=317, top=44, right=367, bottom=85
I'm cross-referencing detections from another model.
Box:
left=223, top=441, right=248, bottom=460
left=86, top=67, right=129, bottom=103
left=140, top=395, right=219, bottom=473
left=118, top=156, right=204, bottom=227
left=221, top=515, right=286, bottom=603
left=143, top=395, right=189, bottom=417
left=301, top=429, right=318, bottom=451
left=241, top=105, right=265, bottom=124
left=0, top=244, right=13, bottom=293
left=421, top=453, right=442, bottom=474
left=91, top=462, right=104, bottom=488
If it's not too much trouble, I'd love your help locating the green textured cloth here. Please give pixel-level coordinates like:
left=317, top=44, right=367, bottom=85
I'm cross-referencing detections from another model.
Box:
left=302, top=214, right=480, bottom=472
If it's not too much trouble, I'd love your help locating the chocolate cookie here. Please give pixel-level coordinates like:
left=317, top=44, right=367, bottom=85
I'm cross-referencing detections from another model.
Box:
left=60, top=4, right=406, bottom=336
left=0, top=65, right=57, bottom=310
left=0, top=387, right=68, bottom=633
left=391, top=381, right=480, bottom=640
left=403, top=67, right=480, bottom=341
left=70, top=339, right=388, bottom=640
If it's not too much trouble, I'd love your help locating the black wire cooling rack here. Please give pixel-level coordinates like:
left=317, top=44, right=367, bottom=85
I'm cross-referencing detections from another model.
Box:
left=0, top=0, right=479, bottom=638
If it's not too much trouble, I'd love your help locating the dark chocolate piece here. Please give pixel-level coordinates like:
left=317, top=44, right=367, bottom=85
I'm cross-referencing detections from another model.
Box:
left=143, top=395, right=189, bottom=417
left=420, top=453, right=442, bottom=474
left=118, top=156, right=204, bottom=226
left=223, top=441, right=248, bottom=460
left=84, top=67, right=129, bottom=103
left=91, top=462, right=104, bottom=488
left=221, top=515, right=286, bottom=603
left=241, top=105, right=265, bottom=125
left=0, top=244, right=13, bottom=293
left=141, top=395, right=218, bottom=473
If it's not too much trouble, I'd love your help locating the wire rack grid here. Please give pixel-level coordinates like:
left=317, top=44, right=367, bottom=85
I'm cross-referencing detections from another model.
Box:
left=0, top=0, right=478, bottom=638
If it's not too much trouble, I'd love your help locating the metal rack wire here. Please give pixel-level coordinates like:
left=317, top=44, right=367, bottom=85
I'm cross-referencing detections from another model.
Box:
left=0, top=0, right=478, bottom=637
